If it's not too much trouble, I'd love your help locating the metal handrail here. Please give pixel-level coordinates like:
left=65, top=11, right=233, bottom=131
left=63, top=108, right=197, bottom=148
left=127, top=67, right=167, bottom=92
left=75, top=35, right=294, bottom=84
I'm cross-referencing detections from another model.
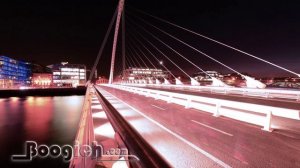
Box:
left=107, top=84, right=300, bottom=132
left=120, top=83, right=300, bottom=100
left=69, top=85, right=95, bottom=168
left=94, top=85, right=171, bottom=168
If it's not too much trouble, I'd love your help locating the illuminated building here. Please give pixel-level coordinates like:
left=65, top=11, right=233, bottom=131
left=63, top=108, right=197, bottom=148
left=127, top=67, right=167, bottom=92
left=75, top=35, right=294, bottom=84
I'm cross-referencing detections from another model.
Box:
left=0, top=56, right=31, bottom=88
left=47, top=62, right=86, bottom=87
left=30, top=63, right=53, bottom=87
left=223, top=73, right=250, bottom=87
left=193, top=71, right=223, bottom=81
left=32, top=73, right=52, bottom=87
left=96, top=76, right=108, bottom=84
left=123, top=67, right=170, bottom=80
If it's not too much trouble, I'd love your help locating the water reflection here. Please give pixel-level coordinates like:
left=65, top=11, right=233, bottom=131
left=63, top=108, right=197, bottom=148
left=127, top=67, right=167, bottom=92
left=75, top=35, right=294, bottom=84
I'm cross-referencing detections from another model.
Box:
left=0, top=96, right=84, bottom=168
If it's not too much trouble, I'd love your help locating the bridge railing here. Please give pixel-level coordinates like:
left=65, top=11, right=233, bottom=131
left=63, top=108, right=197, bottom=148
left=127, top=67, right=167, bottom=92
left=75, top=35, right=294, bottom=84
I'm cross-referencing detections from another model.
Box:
left=120, top=83, right=300, bottom=101
left=107, top=84, right=300, bottom=132
left=69, top=85, right=95, bottom=168
left=93, top=85, right=171, bottom=168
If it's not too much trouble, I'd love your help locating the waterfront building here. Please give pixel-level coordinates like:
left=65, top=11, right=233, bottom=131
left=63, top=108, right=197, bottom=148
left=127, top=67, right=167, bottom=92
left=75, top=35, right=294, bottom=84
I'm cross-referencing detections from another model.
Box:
left=0, top=56, right=31, bottom=88
left=123, top=67, right=170, bottom=80
left=47, top=62, right=86, bottom=87
left=30, top=63, right=53, bottom=87
left=31, top=73, right=53, bottom=87
left=96, top=76, right=108, bottom=84
left=193, top=71, right=223, bottom=81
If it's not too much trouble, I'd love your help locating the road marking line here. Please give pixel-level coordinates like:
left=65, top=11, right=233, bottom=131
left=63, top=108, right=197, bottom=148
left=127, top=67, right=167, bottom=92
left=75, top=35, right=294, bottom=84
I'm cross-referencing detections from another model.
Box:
left=151, top=104, right=166, bottom=110
left=97, top=87, right=231, bottom=168
left=191, top=120, right=233, bottom=137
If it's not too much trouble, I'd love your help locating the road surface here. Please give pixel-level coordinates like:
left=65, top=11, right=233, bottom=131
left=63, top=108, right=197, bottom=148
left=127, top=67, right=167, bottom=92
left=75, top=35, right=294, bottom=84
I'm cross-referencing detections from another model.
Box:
left=95, top=85, right=300, bottom=167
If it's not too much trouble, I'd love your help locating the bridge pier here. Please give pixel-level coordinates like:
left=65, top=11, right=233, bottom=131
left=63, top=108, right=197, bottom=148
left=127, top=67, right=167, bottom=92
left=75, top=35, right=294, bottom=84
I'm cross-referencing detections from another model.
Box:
left=244, top=75, right=266, bottom=89
left=163, top=78, right=171, bottom=85
left=211, top=77, right=228, bottom=87
left=190, top=77, right=200, bottom=86
left=175, top=78, right=183, bottom=85
left=155, top=79, right=161, bottom=85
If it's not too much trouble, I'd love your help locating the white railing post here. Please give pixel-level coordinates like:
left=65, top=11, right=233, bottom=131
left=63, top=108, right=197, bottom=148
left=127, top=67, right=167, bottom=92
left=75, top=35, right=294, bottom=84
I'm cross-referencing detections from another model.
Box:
left=242, top=89, right=246, bottom=96
left=134, top=89, right=139, bottom=94
left=132, top=88, right=137, bottom=94
left=146, top=90, right=150, bottom=97
left=136, top=89, right=140, bottom=95
left=265, top=92, right=270, bottom=98
left=262, top=111, right=273, bottom=132
left=185, top=98, right=191, bottom=109
left=167, top=95, right=173, bottom=103
left=154, top=93, right=159, bottom=100
left=213, top=102, right=221, bottom=117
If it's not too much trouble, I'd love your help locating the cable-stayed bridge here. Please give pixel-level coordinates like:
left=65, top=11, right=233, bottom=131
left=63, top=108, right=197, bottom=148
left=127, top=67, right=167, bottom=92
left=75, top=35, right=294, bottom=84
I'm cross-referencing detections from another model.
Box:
left=70, top=1, right=300, bottom=168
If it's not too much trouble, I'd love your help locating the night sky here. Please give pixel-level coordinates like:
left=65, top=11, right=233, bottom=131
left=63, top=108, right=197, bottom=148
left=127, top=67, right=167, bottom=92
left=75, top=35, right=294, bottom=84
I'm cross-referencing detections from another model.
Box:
left=1, top=0, right=300, bottom=78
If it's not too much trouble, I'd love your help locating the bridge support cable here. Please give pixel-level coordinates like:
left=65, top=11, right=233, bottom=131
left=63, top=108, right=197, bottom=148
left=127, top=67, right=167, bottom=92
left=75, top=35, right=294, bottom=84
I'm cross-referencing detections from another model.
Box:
left=127, top=44, right=156, bottom=84
left=128, top=37, right=174, bottom=85
left=127, top=45, right=144, bottom=69
left=128, top=15, right=231, bottom=87
left=127, top=39, right=163, bottom=84
left=126, top=47, right=140, bottom=70
left=123, top=59, right=136, bottom=84
left=128, top=41, right=151, bottom=69
left=125, top=52, right=134, bottom=69
left=127, top=10, right=242, bottom=76
left=128, top=7, right=300, bottom=78
left=122, top=3, right=126, bottom=78
left=124, top=56, right=136, bottom=78
left=127, top=42, right=157, bottom=83
left=126, top=48, right=147, bottom=83
left=128, top=19, right=201, bottom=86
left=127, top=30, right=178, bottom=82
left=128, top=14, right=266, bottom=88
left=125, top=58, right=133, bottom=69
left=88, top=6, right=118, bottom=83
left=126, top=49, right=139, bottom=68
left=128, top=14, right=241, bottom=87
left=127, top=22, right=194, bottom=85
left=129, top=40, right=159, bottom=84
left=109, top=0, right=125, bottom=84
left=129, top=38, right=159, bottom=70
left=125, top=53, right=140, bottom=84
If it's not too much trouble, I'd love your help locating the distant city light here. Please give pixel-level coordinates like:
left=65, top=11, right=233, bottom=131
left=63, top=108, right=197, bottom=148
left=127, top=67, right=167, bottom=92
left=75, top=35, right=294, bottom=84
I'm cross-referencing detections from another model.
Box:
left=61, top=62, right=68, bottom=65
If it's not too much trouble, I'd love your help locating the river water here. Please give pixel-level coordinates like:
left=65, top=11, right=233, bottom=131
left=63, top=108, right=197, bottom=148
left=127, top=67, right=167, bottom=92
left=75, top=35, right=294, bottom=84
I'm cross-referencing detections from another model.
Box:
left=0, top=96, right=84, bottom=168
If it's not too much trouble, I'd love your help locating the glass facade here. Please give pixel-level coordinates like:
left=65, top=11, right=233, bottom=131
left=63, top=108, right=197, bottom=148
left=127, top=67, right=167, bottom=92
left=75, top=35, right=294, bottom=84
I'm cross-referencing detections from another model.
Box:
left=0, top=56, right=31, bottom=88
left=123, top=67, right=170, bottom=80
left=48, top=63, right=86, bottom=87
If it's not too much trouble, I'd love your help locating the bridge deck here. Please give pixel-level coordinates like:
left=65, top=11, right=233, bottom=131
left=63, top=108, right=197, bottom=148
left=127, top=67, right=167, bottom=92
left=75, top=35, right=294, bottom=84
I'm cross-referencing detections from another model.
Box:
left=96, top=85, right=300, bottom=168
left=95, top=85, right=224, bottom=167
